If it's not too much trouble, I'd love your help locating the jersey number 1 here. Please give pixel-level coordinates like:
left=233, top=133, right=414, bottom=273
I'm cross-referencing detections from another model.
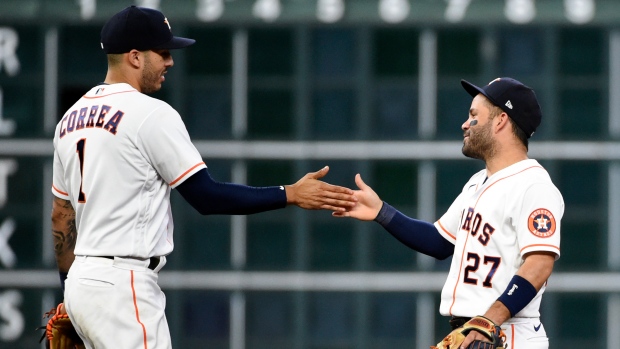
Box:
left=76, top=138, right=87, bottom=203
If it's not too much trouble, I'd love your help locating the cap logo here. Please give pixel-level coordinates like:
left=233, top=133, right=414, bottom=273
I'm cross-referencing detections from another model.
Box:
left=505, top=100, right=513, bottom=109
left=164, top=18, right=171, bottom=30
left=488, top=77, right=501, bottom=85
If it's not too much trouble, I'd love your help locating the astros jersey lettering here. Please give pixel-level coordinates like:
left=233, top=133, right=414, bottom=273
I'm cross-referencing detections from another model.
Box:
left=51, top=83, right=206, bottom=258
left=434, top=159, right=563, bottom=318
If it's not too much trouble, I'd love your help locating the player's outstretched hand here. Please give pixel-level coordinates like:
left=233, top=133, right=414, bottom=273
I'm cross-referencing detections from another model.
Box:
left=332, top=173, right=383, bottom=220
left=286, top=166, right=357, bottom=211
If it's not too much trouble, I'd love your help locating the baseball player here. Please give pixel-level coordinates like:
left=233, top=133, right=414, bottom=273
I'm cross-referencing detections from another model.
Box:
left=335, top=78, right=563, bottom=349
left=50, top=6, right=356, bottom=349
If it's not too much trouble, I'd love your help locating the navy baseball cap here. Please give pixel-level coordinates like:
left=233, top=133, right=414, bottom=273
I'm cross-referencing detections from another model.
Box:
left=101, top=6, right=195, bottom=54
left=461, top=77, right=542, bottom=138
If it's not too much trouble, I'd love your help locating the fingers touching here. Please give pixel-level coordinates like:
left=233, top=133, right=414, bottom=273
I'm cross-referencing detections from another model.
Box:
left=287, top=167, right=356, bottom=211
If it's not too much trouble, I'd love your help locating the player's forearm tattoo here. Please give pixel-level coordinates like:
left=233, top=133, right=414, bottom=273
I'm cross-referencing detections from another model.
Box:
left=52, top=221, right=77, bottom=256
left=52, top=198, right=77, bottom=258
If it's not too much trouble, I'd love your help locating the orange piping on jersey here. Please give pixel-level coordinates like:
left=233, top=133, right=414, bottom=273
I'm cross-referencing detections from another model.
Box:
left=52, top=185, right=68, bottom=196
left=82, top=90, right=137, bottom=99
left=448, top=165, right=543, bottom=315
left=510, top=324, right=515, bottom=348
left=449, top=230, right=471, bottom=316
left=436, top=220, right=456, bottom=240
left=472, top=166, right=542, bottom=209
left=130, top=271, right=149, bottom=349
left=520, top=244, right=560, bottom=253
left=170, top=162, right=206, bottom=186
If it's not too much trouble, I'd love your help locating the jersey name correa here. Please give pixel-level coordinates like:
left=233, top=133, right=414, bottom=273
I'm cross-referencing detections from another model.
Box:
left=52, top=83, right=206, bottom=258
left=434, top=159, right=563, bottom=318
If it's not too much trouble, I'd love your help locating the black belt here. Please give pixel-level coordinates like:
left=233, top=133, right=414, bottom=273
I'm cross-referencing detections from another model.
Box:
left=102, top=256, right=160, bottom=270
left=450, top=316, right=472, bottom=330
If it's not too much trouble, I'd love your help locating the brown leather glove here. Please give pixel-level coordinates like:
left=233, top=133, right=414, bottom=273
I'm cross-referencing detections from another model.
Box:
left=431, top=316, right=506, bottom=349
left=41, top=303, right=85, bottom=349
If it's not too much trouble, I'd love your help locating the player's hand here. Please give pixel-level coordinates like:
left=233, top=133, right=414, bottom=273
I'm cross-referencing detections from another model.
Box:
left=286, top=166, right=357, bottom=211
left=460, top=329, right=491, bottom=349
left=332, top=174, right=383, bottom=220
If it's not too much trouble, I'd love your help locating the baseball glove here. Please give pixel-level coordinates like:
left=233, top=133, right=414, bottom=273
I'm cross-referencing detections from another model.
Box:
left=431, top=316, right=506, bottom=349
left=39, top=303, right=85, bottom=349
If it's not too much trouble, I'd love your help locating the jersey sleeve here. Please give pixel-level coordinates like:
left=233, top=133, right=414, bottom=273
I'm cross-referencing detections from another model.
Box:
left=434, top=191, right=466, bottom=244
left=51, top=143, right=70, bottom=200
left=515, top=182, right=564, bottom=259
left=137, top=105, right=206, bottom=188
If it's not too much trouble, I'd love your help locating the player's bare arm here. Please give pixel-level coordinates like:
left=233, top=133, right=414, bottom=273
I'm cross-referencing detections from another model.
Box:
left=331, top=173, right=383, bottom=220
left=285, top=166, right=357, bottom=212
left=461, top=251, right=557, bottom=348
left=51, top=197, right=77, bottom=273
left=487, top=251, right=556, bottom=323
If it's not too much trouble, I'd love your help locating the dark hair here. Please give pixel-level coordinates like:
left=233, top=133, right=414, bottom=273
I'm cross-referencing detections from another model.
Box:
left=509, top=117, right=529, bottom=150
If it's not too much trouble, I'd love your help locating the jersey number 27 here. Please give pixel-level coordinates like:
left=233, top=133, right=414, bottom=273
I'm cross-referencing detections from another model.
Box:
left=463, top=253, right=501, bottom=288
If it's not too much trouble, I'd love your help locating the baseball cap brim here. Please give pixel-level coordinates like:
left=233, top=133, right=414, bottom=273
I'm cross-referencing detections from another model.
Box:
left=461, top=80, right=493, bottom=103
left=153, top=36, right=196, bottom=50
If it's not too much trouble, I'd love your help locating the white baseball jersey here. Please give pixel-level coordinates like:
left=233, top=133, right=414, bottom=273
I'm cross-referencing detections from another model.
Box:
left=434, top=159, right=563, bottom=318
left=52, top=83, right=206, bottom=258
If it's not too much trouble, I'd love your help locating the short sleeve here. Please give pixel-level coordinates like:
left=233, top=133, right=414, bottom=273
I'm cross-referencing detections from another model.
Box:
left=51, top=147, right=70, bottom=200
left=516, top=182, right=564, bottom=259
left=137, top=105, right=206, bottom=188
left=434, top=192, right=466, bottom=244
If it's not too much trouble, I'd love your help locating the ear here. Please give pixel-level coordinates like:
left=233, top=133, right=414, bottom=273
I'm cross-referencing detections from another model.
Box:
left=126, top=50, right=143, bottom=69
left=494, top=112, right=510, bottom=133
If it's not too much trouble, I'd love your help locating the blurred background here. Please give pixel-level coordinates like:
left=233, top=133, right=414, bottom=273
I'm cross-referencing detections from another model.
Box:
left=0, top=0, right=618, bottom=348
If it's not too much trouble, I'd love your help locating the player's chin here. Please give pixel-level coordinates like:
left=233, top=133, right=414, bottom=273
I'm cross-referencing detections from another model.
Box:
left=143, top=86, right=162, bottom=94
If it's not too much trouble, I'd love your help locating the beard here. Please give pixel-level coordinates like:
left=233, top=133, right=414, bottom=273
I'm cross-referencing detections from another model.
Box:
left=462, top=121, right=497, bottom=160
left=140, top=55, right=163, bottom=94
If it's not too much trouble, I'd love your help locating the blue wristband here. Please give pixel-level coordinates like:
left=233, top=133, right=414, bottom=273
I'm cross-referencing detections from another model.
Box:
left=497, top=275, right=537, bottom=317
left=59, top=272, right=68, bottom=292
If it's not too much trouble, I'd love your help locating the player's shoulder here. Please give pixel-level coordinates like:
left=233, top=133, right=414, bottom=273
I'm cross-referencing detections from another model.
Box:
left=82, top=83, right=173, bottom=109
left=82, top=83, right=137, bottom=99
left=513, top=159, right=554, bottom=182
left=513, top=159, right=563, bottom=199
left=477, top=159, right=558, bottom=195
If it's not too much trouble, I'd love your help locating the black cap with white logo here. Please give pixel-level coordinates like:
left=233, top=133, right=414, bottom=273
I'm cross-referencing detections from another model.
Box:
left=101, top=6, right=195, bottom=54
left=461, top=77, right=542, bottom=138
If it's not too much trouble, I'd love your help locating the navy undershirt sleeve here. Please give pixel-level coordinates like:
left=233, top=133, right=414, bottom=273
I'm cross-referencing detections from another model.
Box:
left=176, top=168, right=287, bottom=215
left=374, top=202, right=454, bottom=260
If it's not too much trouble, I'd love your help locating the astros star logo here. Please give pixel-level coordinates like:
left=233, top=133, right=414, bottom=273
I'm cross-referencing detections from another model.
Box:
left=164, top=18, right=171, bottom=30
left=535, top=216, right=548, bottom=228
left=528, top=208, right=556, bottom=237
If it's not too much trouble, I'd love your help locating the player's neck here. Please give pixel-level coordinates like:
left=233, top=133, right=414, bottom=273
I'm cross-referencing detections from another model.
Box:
left=484, top=135, right=529, bottom=176
left=485, top=150, right=529, bottom=177
left=104, top=68, right=142, bottom=92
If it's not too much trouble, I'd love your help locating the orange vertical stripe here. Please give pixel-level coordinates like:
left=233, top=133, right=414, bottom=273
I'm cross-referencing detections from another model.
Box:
left=449, top=232, right=471, bottom=315
left=131, top=270, right=148, bottom=349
